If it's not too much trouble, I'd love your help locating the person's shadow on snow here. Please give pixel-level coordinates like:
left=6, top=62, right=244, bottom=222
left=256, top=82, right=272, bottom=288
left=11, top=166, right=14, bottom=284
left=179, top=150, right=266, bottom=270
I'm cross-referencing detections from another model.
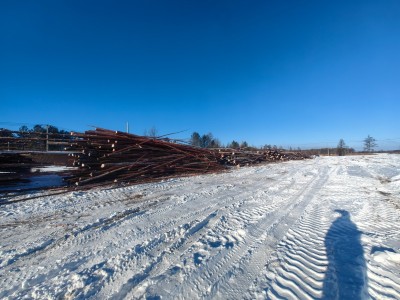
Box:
left=322, top=210, right=368, bottom=299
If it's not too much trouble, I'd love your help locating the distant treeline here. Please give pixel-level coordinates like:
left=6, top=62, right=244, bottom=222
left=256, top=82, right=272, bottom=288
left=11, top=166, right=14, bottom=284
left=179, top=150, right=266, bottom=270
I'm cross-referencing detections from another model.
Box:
left=0, top=125, right=70, bottom=137
left=188, top=131, right=363, bottom=156
left=0, top=124, right=72, bottom=151
left=1, top=125, right=384, bottom=155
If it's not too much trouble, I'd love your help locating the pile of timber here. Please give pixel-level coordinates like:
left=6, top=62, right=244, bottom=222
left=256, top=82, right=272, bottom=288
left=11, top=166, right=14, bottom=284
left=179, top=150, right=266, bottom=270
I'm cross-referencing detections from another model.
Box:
left=66, top=128, right=225, bottom=186
left=0, top=153, right=35, bottom=172
left=65, top=128, right=310, bottom=187
left=0, top=153, right=35, bottom=184
left=281, top=151, right=311, bottom=160
left=0, top=130, right=72, bottom=152
left=217, top=149, right=309, bottom=167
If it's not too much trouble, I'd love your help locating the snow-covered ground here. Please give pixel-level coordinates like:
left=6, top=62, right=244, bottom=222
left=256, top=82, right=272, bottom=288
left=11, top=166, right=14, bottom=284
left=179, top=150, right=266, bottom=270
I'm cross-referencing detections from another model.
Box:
left=30, top=166, right=76, bottom=173
left=1, top=154, right=399, bottom=299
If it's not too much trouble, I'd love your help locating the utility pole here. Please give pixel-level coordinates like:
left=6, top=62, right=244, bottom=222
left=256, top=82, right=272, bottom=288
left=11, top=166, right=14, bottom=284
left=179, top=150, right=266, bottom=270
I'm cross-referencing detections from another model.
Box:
left=126, top=122, right=129, bottom=133
left=46, top=125, right=49, bottom=152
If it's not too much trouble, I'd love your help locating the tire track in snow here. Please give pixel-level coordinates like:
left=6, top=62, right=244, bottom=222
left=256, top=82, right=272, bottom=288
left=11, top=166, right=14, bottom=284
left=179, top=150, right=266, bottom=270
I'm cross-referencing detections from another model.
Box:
left=212, top=166, right=331, bottom=299
left=107, top=210, right=222, bottom=300
left=165, top=166, right=329, bottom=299
left=101, top=167, right=306, bottom=299
left=246, top=165, right=340, bottom=299
left=98, top=165, right=312, bottom=299
left=261, top=205, right=330, bottom=300
left=0, top=165, right=303, bottom=299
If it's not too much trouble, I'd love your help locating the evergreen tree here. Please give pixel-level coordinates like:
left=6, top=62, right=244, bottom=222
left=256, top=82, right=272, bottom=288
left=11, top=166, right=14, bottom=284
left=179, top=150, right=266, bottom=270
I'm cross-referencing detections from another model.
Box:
left=228, top=140, right=240, bottom=149
left=337, top=139, right=347, bottom=156
left=363, top=135, right=377, bottom=152
left=190, top=132, right=201, bottom=147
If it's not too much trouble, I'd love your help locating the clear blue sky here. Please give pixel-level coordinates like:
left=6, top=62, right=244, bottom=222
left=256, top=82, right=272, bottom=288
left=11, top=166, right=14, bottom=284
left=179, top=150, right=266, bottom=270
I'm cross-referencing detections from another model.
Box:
left=1, top=0, right=399, bottom=150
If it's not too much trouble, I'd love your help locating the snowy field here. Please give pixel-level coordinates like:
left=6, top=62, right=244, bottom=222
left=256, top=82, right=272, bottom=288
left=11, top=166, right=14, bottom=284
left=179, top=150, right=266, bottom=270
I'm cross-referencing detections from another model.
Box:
left=1, top=154, right=400, bottom=299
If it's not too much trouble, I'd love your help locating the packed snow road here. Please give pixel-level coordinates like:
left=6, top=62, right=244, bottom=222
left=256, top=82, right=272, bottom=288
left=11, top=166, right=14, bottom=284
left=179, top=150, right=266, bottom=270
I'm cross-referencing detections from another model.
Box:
left=1, top=154, right=400, bottom=299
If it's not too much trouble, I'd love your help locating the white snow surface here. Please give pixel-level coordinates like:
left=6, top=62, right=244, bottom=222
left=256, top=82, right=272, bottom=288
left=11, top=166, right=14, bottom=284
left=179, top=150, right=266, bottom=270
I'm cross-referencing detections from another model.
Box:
left=31, top=166, right=77, bottom=173
left=1, top=154, right=400, bottom=299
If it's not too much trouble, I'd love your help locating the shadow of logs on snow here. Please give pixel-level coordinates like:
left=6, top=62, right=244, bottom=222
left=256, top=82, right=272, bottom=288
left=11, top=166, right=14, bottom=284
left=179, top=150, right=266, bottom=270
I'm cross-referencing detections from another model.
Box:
left=323, top=210, right=368, bottom=299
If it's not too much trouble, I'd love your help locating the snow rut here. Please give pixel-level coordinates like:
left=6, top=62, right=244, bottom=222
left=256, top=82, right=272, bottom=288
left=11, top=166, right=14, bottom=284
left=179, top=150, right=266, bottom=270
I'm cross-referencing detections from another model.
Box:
left=127, top=164, right=329, bottom=299
left=248, top=176, right=332, bottom=299
left=202, top=167, right=330, bottom=299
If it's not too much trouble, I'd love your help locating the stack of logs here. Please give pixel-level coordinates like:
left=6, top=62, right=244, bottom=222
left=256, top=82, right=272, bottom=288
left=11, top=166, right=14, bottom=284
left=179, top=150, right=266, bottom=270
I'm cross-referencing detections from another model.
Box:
left=66, top=128, right=310, bottom=187
left=66, top=128, right=226, bottom=186
left=0, top=153, right=35, bottom=184
left=217, top=149, right=307, bottom=167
